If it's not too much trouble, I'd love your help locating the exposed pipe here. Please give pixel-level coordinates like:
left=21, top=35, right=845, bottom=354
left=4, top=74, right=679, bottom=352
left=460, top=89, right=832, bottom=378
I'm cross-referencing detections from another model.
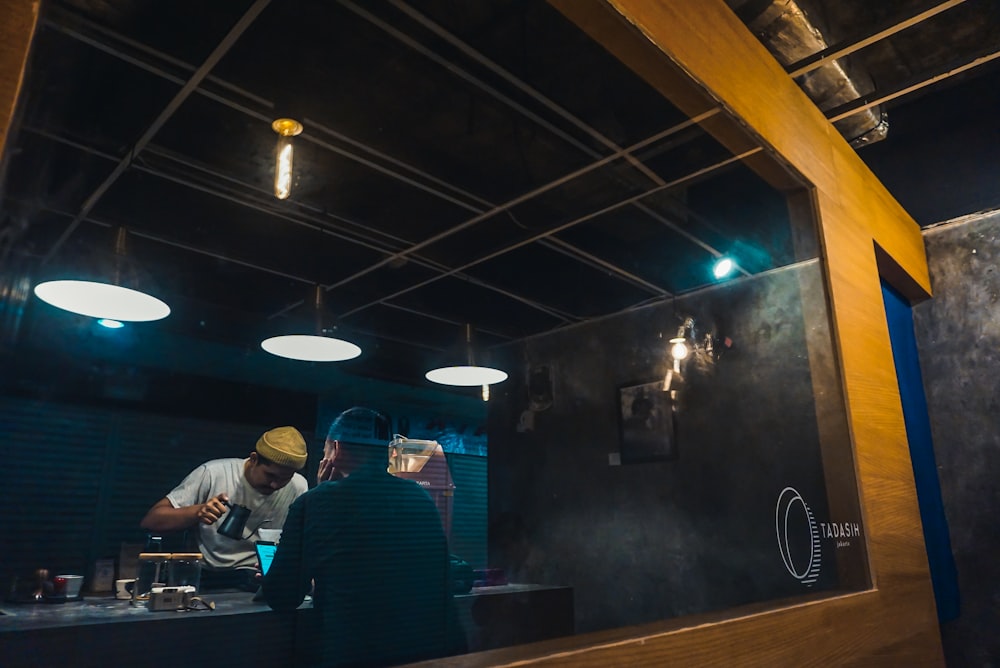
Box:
left=728, top=0, right=888, bottom=147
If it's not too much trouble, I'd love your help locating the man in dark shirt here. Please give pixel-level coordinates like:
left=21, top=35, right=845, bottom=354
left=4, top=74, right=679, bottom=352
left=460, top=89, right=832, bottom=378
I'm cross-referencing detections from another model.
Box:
left=263, top=407, right=459, bottom=667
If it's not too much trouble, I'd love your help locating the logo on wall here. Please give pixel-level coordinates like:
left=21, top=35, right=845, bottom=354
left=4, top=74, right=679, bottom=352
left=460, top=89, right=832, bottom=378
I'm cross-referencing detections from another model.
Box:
left=775, top=487, right=822, bottom=586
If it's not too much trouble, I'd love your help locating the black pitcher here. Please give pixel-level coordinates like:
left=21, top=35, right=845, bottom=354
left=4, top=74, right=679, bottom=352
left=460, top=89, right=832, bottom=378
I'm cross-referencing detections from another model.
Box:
left=217, top=500, right=251, bottom=540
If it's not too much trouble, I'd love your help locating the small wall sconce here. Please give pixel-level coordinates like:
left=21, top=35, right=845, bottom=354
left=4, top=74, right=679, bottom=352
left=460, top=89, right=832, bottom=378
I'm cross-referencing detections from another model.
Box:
left=664, top=316, right=732, bottom=393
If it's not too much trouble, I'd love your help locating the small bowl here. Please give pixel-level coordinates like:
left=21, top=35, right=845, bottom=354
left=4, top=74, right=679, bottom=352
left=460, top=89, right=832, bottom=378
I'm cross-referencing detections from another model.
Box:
left=57, top=574, right=85, bottom=598
left=257, top=529, right=282, bottom=543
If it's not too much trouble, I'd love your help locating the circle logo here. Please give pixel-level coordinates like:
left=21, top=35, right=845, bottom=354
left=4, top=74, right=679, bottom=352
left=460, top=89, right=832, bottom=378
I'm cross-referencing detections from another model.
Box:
left=775, top=487, right=821, bottom=586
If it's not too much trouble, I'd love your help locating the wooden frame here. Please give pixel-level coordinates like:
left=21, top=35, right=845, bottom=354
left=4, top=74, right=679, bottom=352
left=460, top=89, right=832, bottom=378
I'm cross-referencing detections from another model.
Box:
left=0, top=0, right=941, bottom=664
left=435, top=1, right=937, bottom=664
left=616, top=379, right=677, bottom=464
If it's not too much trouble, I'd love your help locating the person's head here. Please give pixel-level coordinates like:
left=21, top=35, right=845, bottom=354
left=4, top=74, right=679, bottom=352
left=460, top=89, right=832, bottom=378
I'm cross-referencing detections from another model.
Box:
left=245, top=425, right=308, bottom=494
left=324, top=407, right=392, bottom=475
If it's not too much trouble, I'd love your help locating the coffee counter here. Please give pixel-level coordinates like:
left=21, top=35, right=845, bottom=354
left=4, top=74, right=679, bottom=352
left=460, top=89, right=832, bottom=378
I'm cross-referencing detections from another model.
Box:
left=0, top=592, right=312, bottom=668
left=0, top=585, right=573, bottom=667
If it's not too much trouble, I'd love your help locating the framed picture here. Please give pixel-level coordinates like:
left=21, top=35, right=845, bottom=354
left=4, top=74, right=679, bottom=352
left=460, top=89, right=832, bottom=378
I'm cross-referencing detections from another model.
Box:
left=617, top=379, right=677, bottom=463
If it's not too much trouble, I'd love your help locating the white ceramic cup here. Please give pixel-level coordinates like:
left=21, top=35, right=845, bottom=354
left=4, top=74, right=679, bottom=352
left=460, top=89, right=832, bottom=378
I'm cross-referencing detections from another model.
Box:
left=258, top=528, right=282, bottom=543
left=115, top=578, right=136, bottom=600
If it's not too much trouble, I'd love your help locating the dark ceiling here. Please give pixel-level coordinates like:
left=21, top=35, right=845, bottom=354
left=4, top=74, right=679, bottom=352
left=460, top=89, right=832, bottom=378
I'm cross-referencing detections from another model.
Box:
left=1, top=0, right=998, bottom=390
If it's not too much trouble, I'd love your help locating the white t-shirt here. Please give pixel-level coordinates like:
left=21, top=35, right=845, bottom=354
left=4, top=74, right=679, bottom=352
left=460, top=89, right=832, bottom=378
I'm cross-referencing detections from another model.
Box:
left=166, top=458, right=308, bottom=570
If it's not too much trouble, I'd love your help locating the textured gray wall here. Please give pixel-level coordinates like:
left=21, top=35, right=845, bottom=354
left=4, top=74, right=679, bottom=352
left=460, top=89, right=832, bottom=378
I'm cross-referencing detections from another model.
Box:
left=914, top=211, right=1000, bottom=666
left=488, top=262, right=865, bottom=634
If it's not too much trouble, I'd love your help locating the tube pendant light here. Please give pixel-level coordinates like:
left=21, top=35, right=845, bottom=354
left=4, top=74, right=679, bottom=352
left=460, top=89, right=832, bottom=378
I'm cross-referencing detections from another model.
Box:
left=33, top=227, right=170, bottom=322
left=272, top=117, right=303, bottom=200
left=425, top=323, right=508, bottom=389
left=261, top=285, right=361, bottom=362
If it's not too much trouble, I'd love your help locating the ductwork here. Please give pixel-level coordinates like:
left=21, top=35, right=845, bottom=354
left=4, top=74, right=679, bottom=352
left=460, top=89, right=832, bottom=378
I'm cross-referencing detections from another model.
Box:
left=727, top=0, right=888, bottom=148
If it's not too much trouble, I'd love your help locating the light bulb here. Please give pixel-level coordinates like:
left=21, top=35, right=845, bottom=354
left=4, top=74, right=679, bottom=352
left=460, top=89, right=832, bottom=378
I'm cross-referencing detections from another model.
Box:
left=670, top=339, right=689, bottom=360
left=481, top=384, right=490, bottom=401
left=274, top=138, right=293, bottom=200
left=97, top=318, right=124, bottom=329
left=272, top=118, right=303, bottom=200
left=713, top=257, right=734, bottom=279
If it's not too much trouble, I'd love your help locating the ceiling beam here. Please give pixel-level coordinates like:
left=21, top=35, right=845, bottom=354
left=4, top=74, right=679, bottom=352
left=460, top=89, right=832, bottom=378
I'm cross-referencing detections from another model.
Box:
left=31, top=2, right=757, bottom=346
left=343, top=0, right=737, bottom=279
left=40, top=0, right=271, bottom=264
left=787, top=0, right=970, bottom=78
left=316, top=114, right=714, bottom=297
left=21, top=125, right=579, bottom=328
left=827, top=46, right=1000, bottom=122
left=339, top=148, right=760, bottom=318
left=43, top=7, right=489, bottom=215
left=41, top=5, right=675, bottom=312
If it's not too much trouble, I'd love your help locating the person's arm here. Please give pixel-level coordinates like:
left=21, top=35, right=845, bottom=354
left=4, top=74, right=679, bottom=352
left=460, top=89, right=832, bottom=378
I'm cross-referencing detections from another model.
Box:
left=262, top=494, right=311, bottom=611
left=139, top=493, right=230, bottom=532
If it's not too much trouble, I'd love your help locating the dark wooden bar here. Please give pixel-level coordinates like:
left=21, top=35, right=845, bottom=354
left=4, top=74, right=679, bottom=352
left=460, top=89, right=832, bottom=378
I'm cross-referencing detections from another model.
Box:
left=0, top=585, right=573, bottom=668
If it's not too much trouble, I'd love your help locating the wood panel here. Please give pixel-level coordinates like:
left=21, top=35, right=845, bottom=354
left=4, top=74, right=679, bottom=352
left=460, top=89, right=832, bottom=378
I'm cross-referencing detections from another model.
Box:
left=411, top=1, right=941, bottom=665
left=0, top=0, right=37, bottom=161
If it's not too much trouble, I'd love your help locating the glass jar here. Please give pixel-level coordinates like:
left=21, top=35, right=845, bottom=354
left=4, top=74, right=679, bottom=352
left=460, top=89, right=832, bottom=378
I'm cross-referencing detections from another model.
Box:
left=167, top=552, right=203, bottom=592
left=133, top=552, right=170, bottom=606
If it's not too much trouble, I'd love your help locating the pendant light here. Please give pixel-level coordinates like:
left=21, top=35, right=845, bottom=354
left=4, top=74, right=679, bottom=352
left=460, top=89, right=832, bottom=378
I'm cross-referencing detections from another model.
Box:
left=425, top=324, right=508, bottom=391
left=272, top=117, right=303, bottom=200
left=260, top=285, right=361, bottom=362
left=33, top=227, right=170, bottom=322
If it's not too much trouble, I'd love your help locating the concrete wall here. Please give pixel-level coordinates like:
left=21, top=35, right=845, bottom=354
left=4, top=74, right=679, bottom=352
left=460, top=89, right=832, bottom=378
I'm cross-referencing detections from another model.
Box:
left=914, top=210, right=1000, bottom=666
left=487, top=261, right=865, bottom=634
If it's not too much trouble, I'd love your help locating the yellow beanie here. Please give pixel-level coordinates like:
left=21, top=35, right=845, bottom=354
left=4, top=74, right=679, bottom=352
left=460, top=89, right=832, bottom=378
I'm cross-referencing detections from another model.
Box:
left=255, top=426, right=308, bottom=470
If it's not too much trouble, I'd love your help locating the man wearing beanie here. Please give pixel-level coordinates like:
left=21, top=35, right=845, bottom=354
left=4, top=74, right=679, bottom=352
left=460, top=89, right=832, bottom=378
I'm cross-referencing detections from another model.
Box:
left=141, top=426, right=309, bottom=587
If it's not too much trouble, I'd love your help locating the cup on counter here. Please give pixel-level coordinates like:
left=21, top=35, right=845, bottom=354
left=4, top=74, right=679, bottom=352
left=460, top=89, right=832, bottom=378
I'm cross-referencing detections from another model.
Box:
left=55, top=574, right=85, bottom=598
left=257, top=528, right=282, bottom=543
left=115, top=578, right=136, bottom=600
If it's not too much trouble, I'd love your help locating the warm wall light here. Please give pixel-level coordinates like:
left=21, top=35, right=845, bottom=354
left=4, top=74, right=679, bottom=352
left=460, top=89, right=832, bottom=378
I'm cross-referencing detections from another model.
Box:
left=272, top=117, right=303, bottom=200
left=667, top=316, right=732, bottom=368
left=260, top=285, right=361, bottom=362
left=669, top=337, right=689, bottom=360
left=426, top=324, right=508, bottom=387
left=33, top=227, right=170, bottom=322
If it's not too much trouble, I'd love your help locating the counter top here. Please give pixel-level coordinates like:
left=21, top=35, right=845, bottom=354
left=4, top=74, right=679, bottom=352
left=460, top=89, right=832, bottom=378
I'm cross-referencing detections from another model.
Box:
left=1, top=585, right=572, bottom=668
left=460, top=583, right=570, bottom=597
left=0, top=584, right=561, bottom=634
left=0, top=591, right=310, bottom=633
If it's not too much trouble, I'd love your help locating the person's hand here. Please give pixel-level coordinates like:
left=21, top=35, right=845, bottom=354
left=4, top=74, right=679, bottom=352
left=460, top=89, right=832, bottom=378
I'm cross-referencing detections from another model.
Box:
left=196, top=493, right=229, bottom=525
left=317, top=439, right=339, bottom=483
left=317, top=457, right=336, bottom=483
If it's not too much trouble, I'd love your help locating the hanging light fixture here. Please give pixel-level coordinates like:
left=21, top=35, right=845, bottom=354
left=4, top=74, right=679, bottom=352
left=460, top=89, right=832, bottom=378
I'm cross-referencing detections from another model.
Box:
left=33, top=227, right=170, bottom=322
left=272, top=117, right=303, bottom=200
left=261, top=285, right=361, bottom=361
left=426, top=323, right=508, bottom=389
